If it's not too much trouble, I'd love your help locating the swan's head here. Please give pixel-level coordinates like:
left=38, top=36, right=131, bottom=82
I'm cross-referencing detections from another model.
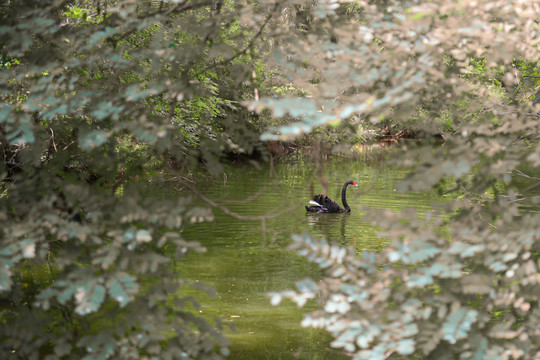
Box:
left=346, top=179, right=358, bottom=187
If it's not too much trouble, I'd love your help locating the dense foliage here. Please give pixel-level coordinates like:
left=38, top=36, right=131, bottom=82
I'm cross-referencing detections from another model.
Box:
left=264, top=1, right=540, bottom=359
left=0, top=0, right=274, bottom=358
left=0, top=0, right=539, bottom=359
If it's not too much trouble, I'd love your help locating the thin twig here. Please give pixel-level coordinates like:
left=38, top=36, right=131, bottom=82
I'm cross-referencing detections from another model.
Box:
left=514, top=169, right=540, bottom=181
left=63, top=141, right=75, bottom=150
left=49, top=128, right=58, bottom=152
left=354, top=167, right=381, bottom=197
left=140, top=0, right=209, bottom=18
left=204, top=4, right=278, bottom=72
left=173, top=175, right=196, bottom=184
left=512, top=170, right=540, bottom=191
left=163, top=1, right=206, bottom=16
left=268, top=153, right=280, bottom=184
left=177, top=178, right=302, bottom=221
left=222, top=187, right=265, bottom=204
left=525, top=182, right=540, bottom=192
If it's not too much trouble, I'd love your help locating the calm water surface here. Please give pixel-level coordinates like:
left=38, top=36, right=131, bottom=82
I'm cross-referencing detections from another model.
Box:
left=178, top=154, right=444, bottom=359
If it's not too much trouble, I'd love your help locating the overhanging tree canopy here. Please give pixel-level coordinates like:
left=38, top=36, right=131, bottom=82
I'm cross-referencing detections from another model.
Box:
left=1, top=0, right=539, bottom=359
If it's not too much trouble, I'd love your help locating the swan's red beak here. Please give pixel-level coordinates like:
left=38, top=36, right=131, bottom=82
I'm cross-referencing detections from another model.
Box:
left=353, top=181, right=358, bottom=186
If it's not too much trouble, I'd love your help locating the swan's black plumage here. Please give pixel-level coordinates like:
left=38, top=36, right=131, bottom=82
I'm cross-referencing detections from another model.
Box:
left=305, top=179, right=357, bottom=213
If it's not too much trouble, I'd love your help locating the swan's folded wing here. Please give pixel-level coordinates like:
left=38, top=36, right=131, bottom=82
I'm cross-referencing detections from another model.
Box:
left=314, top=195, right=342, bottom=212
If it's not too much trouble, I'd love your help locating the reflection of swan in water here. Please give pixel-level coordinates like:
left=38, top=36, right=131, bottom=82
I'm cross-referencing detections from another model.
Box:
left=305, top=212, right=351, bottom=245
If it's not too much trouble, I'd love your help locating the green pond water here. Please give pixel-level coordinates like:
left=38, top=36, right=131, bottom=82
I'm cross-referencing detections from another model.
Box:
left=178, top=153, right=445, bottom=359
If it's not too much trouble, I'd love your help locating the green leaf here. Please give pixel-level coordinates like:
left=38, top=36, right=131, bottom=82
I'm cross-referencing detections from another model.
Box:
left=54, top=340, right=73, bottom=357
left=442, top=308, right=478, bottom=344
left=448, top=241, right=485, bottom=258
left=412, top=13, right=430, bottom=20
left=79, top=130, right=110, bottom=151
left=354, top=324, right=381, bottom=349
left=269, top=292, right=283, bottom=306
left=10, top=115, right=35, bottom=144
left=0, top=105, right=12, bottom=124
left=78, top=330, right=116, bottom=360
left=58, top=282, right=76, bottom=305
left=417, top=322, right=442, bottom=355
left=471, top=336, right=488, bottom=360
left=462, top=273, right=493, bottom=294
left=75, top=283, right=106, bottom=315
left=191, top=281, right=217, bottom=297
left=19, top=239, right=36, bottom=258
left=396, top=338, right=415, bottom=355
left=441, top=159, right=471, bottom=178
left=106, top=273, right=139, bottom=307
left=388, top=240, right=441, bottom=264
left=406, top=271, right=435, bottom=287
left=295, top=278, right=318, bottom=298
left=135, top=229, right=152, bottom=243
left=0, top=264, right=13, bottom=291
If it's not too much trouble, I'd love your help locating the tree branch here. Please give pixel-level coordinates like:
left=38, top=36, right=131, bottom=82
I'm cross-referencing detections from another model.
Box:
left=205, top=4, right=279, bottom=72
left=176, top=177, right=302, bottom=221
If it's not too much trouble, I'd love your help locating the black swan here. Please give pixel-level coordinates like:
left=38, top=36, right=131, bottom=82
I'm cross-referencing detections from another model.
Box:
left=305, top=179, right=358, bottom=213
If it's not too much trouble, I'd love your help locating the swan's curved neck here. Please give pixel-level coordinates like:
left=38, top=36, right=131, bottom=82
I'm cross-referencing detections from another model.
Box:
left=341, top=183, right=351, bottom=211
